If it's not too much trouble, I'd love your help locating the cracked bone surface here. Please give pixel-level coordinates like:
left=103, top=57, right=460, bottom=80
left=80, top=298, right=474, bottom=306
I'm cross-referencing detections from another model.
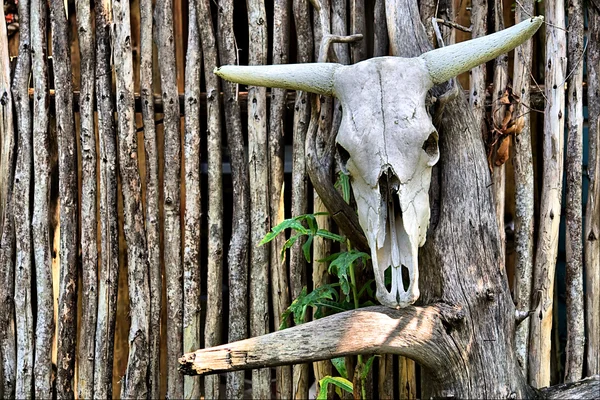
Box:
left=215, top=17, right=543, bottom=308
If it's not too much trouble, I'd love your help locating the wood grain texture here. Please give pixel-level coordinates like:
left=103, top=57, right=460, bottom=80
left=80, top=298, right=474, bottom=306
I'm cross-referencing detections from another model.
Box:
left=528, top=0, right=566, bottom=387
left=113, top=0, right=151, bottom=397
left=469, top=0, right=487, bottom=139
left=50, top=1, right=79, bottom=396
left=564, top=0, right=585, bottom=382
left=511, top=0, right=535, bottom=377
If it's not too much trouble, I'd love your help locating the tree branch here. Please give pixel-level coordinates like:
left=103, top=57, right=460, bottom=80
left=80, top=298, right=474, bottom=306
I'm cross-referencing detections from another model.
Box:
left=179, top=304, right=463, bottom=377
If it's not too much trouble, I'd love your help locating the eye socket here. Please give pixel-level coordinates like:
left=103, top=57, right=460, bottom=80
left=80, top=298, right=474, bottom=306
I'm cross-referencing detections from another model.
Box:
left=422, top=131, right=440, bottom=166
left=336, top=144, right=351, bottom=174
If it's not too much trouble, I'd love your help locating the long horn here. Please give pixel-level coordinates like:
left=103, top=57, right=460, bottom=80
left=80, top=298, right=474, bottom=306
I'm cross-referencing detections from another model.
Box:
left=214, top=63, right=343, bottom=96
left=421, top=16, right=543, bottom=85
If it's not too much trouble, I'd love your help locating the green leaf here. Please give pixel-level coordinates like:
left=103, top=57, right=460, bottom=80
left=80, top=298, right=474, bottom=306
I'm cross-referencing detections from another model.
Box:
left=280, top=233, right=302, bottom=260
left=328, top=250, right=371, bottom=296
left=317, top=376, right=353, bottom=400
left=260, top=218, right=308, bottom=245
left=335, top=172, right=352, bottom=204
left=331, top=357, right=348, bottom=379
left=316, top=229, right=345, bottom=243
left=302, top=235, right=313, bottom=263
left=279, top=285, right=339, bottom=330
left=361, top=355, right=378, bottom=379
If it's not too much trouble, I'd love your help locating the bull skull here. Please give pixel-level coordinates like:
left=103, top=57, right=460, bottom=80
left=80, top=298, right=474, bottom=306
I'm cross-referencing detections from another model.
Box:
left=216, top=17, right=542, bottom=308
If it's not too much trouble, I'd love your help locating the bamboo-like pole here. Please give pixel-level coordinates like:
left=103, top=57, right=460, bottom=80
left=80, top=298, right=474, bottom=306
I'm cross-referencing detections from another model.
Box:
left=94, top=1, right=120, bottom=398
left=139, top=0, right=161, bottom=396
left=512, top=0, right=535, bottom=377
left=585, top=4, right=600, bottom=378
left=0, top=3, right=16, bottom=398
left=183, top=1, right=202, bottom=398
left=399, top=356, right=417, bottom=399
left=113, top=0, right=151, bottom=397
left=198, top=0, right=224, bottom=397
left=469, top=0, right=487, bottom=136
left=155, top=0, right=183, bottom=396
left=12, top=0, right=33, bottom=397
left=528, top=0, right=566, bottom=387
left=349, top=0, right=366, bottom=63
left=269, top=1, right=292, bottom=398
left=75, top=0, right=97, bottom=396
left=564, top=0, right=585, bottom=382
left=217, top=1, right=250, bottom=398
left=291, top=1, right=312, bottom=397
left=50, top=1, right=79, bottom=395
left=246, top=0, right=271, bottom=398
left=491, top=0, right=507, bottom=261
left=30, top=0, right=53, bottom=397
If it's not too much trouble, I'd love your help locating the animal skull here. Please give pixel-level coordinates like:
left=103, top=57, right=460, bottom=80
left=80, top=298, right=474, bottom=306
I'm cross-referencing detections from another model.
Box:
left=216, top=17, right=542, bottom=308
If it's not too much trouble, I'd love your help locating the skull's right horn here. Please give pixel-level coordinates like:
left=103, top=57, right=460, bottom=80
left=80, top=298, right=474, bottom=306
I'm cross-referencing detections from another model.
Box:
left=420, top=16, right=543, bottom=85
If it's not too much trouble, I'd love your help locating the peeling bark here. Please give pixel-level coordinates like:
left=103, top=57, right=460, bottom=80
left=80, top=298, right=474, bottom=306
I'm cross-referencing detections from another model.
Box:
left=217, top=1, right=250, bottom=398
left=94, top=1, right=120, bottom=398
left=155, top=0, right=184, bottom=396
left=113, top=0, right=151, bottom=397
left=12, top=0, right=33, bottom=397
left=30, top=0, right=53, bottom=396
left=198, top=0, right=224, bottom=398
left=50, top=1, right=79, bottom=396
left=564, top=0, right=585, bottom=382
left=528, top=0, right=566, bottom=387
left=269, top=1, right=292, bottom=398
left=183, top=2, right=202, bottom=398
left=511, top=0, right=535, bottom=377
left=584, top=2, right=600, bottom=378
left=139, top=0, right=161, bottom=396
left=75, top=0, right=97, bottom=396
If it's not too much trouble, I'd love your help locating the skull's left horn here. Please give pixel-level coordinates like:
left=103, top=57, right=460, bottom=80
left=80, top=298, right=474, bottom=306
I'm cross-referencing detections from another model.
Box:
left=421, top=16, right=543, bottom=85
left=214, top=63, right=343, bottom=96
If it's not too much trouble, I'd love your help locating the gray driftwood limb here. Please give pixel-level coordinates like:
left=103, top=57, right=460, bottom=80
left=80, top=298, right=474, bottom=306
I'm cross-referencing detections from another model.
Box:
left=12, top=0, right=33, bottom=397
left=564, top=0, right=585, bottom=382
left=183, top=1, right=202, bottom=398
left=529, top=0, right=566, bottom=387
left=585, top=2, right=600, bottom=378
left=94, top=0, right=120, bottom=397
left=512, top=0, right=535, bottom=377
left=197, top=0, right=224, bottom=397
left=540, top=375, right=600, bottom=399
left=139, top=0, right=161, bottom=397
left=75, top=0, right=98, bottom=397
left=113, top=0, right=151, bottom=397
left=217, top=1, right=250, bottom=398
left=30, top=0, right=53, bottom=397
left=50, top=1, right=78, bottom=396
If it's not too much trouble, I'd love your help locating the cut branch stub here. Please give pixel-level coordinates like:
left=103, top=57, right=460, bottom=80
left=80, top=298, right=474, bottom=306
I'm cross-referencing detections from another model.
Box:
left=215, top=17, right=542, bottom=309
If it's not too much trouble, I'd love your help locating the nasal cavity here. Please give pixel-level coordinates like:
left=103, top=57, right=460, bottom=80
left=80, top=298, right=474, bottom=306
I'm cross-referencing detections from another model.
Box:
left=385, top=266, right=393, bottom=292
left=402, top=264, right=410, bottom=292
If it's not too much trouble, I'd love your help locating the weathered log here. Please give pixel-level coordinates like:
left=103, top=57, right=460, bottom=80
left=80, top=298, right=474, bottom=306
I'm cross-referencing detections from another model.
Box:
left=197, top=0, right=224, bottom=397
left=512, top=0, right=535, bottom=377
left=183, top=1, right=202, bottom=398
left=0, top=3, right=16, bottom=398
left=94, top=1, right=120, bottom=398
left=529, top=0, right=566, bottom=387
left=113, top=0, right=151, bottom=397
left=269, top=1, right=293, bottom=398
left=540, top=375, right=600, bottom=399
left=75, top=0, right=97, bottom=397
left=50, top=1, right=78, bottom=396
left=217, top=1, right=250, bottom=398
left=585, top=3, right=600, bottom=378
left=564, top=0, right=585, bottom=382
left=12, top=0, right=33, bottom=397
left=139, top=0, right=161, bottom=397
left=30, top=0, right=53, bottom=397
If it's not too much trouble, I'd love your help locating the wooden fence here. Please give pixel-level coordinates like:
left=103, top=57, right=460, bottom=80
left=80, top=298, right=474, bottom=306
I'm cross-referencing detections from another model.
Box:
left=0, top=0, right=598, bottom=399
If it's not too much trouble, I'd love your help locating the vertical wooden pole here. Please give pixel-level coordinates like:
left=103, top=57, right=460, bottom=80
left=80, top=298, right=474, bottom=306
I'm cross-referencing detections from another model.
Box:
left=183, top=1, right=202, bottom=398
left=113, top=0, right=151, bottom=397
left=512, top=0, right=535, bottom=377
left=349, top=0, right=366, bottom=63
left=291, top=1, right=312, bottom=397
left=50, top=1, right=79, bottom=396
left=529, top=0, right=566, bottom=387
left=585, top=3, right=600, bottom=378
left=198, top=0, right=224, bottom=398
left=0, top=2, right=16, bottom=398
left=373, top=0, right=388, bottom=56
left=217, top=1, right=251, bottom=398
left=75, top=0, right=98, bottom=396
left=469, top=0, right=487, bottom=136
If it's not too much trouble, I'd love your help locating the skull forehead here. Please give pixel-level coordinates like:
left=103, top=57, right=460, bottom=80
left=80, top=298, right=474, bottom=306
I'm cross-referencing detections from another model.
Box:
left=334, top=57, right=436, bottom=185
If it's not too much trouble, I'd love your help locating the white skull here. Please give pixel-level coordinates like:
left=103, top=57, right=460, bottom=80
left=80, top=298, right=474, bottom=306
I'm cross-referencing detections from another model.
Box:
left=215, top=17, right=543, bottom=308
